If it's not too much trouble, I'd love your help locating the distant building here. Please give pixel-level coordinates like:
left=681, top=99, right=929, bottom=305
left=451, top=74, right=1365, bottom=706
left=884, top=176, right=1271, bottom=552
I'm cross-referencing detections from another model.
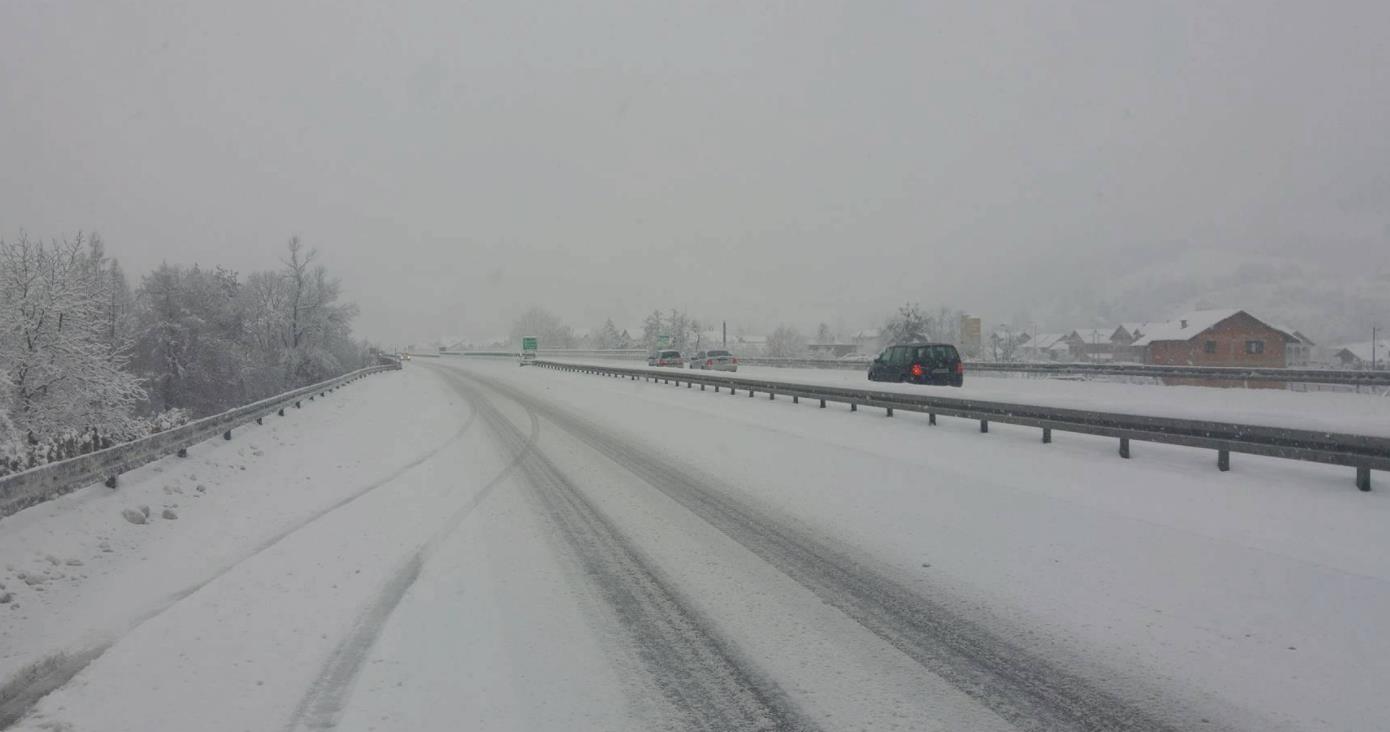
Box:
left=1334, top=341, right=1389, bottom=369
left=1019, top=332, right=1072, bottom=361
left=1111, top=323, right=1150, bottom=345
left=989, top=330, right=1030, bottom=361
left=1108, top=323, right=1152, bottom=362
left=850, top=329, right=882, bottom=354
left=1274, top=327, right=1316, bottom=367
left=959, top=315, right=983, bottom=359
left=1063, top=328, right=1114, bottom=361
left=1132, top=309, right=1293, bottom=385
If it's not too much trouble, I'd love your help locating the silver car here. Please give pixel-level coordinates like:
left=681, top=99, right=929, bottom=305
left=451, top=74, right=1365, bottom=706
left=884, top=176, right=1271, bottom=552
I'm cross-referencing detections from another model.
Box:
left=688, top=349, right=738, bottom=372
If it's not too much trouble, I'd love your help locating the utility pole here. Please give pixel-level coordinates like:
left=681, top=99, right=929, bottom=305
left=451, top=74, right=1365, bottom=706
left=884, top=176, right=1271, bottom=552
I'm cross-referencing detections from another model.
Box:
left=722, top=320, right=727, bottom=347
left=1373, top=326, right=1379, bottom=370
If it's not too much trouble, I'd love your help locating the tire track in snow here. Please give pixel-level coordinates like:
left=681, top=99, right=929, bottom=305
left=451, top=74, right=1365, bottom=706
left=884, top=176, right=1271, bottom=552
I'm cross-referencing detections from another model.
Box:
left=285, top=368, right=540, bottom=731
left=471, top=369, right=1197, bottom=732
left=453, top=368, right=815, bottom=732
left=0, top=380, right=480, bottom=731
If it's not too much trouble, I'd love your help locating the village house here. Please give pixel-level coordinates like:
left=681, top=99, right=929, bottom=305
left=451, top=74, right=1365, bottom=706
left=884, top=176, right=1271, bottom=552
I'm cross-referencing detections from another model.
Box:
left=1334, top=341, right=1388, bottom=369
left=1131, top=309, right=1293, bottom=383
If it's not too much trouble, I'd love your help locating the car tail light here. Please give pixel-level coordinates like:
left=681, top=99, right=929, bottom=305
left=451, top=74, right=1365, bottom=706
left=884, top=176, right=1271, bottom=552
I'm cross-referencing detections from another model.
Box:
left=706, top=359, right=713, bottom=366
left=955, top=361, right=964, bottom=375
left=911, top=363, right=924, bottom=377
left=731, top=357, right=738, bottom=364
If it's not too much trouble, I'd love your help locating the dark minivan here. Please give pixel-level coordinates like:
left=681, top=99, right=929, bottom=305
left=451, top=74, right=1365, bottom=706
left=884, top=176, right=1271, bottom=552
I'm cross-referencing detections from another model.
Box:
left=868, top=343, right=964, bottom=386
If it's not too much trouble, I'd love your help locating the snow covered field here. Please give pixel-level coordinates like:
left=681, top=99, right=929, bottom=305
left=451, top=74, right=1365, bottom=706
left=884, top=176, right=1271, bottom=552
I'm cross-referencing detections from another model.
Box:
left=544, top=355, right=1390, bottom=437
left=3, top=359, right=1389, bottom=730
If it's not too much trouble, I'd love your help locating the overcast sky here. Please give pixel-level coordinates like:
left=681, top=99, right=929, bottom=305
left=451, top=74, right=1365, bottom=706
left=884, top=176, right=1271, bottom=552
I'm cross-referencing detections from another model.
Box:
left=3, top=1, right=1388, bottom=346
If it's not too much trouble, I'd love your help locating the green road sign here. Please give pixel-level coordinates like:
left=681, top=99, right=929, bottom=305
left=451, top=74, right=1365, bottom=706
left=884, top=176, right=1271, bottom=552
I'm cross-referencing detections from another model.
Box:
left=522, top=336, right=538, bottom=352
left=657, top=334, right=671, bottom=348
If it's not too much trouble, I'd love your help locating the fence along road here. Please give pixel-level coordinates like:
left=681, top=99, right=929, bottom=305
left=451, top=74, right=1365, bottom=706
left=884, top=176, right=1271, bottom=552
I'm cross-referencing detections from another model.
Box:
left=532, top=360, right=1390, bottom=492
left=0, top=358, right=402, bottom=518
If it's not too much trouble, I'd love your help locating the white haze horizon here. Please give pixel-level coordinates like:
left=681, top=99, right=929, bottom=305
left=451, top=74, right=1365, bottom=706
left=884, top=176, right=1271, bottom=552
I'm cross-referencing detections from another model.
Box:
left=4, top=1, right=1388, bottom=348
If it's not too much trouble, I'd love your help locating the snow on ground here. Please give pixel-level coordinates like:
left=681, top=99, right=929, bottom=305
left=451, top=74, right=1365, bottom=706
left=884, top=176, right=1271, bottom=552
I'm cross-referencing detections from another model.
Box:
left=424, top=360, right=1390, bottom=730
left=0, top=365, right=476, bottom=728
left=4, top=358, right=1389, bottom=730
left=540, top=355, right=1390, bottom=437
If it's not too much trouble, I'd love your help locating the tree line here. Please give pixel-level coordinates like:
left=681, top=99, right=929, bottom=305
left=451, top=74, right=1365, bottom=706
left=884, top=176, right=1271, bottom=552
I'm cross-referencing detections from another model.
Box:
left=506, top=302, right=968, bottom=359
left=0, top=233, right=372, bottom=477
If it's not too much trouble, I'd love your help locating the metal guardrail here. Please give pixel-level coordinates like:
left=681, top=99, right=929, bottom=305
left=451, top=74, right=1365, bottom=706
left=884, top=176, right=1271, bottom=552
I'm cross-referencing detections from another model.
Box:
left=738, top=357, right=1390, bottom=386
left=965, top=361, right=1390, bottom=386
left=450, top=349, right=1390, bottom=387
left=0, top=359, right=402, bottom=518
left=534, top=360, right=1390, bottom=491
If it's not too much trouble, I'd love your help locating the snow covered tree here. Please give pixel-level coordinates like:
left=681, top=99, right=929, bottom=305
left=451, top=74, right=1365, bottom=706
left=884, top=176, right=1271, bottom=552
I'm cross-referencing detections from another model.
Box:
left=765, top=324, right=808, bottom=358
left=0, top=232, right=145, bottom=467
left=667, top=309, right=701, bottom=351
left=881, top=303, right=965, bottom=345
left=509, top=306, right=574, bottom=350
left=279, top=238, right=360, bottom=384
left=641, top=310, right=664, bottom=350
left=132, top=264, right=249, bottom=415
left=595, top=318, right=624, bottom=349
left=881, top=303, right=930, bottom=345
left=924, top=306, right=965, bottom=344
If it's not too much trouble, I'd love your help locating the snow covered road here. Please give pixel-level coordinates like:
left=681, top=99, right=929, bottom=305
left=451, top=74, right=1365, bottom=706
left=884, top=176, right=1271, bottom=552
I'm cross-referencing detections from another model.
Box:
left=5, top=359, right=1390, bottom=730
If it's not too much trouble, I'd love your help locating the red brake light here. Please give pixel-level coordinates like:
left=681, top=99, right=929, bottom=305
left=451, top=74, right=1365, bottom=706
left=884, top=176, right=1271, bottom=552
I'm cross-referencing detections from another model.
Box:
left=731, top=357, right=738, bottom=364
left=706, top=359, right=713, bottom=366
left=911, top=363, right=924, bottom=377
left=955, top=361, right=964, bottom=374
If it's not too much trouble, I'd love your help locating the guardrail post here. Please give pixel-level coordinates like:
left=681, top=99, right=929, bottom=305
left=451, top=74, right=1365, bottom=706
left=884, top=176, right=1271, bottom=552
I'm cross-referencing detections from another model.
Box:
left=819, top=399, right=826, bottom=408
left=851, top=403, right=857, bottom=412
left=1218, top=449, right=1230, bottom=471
left=1357, top=467, right=1372, bottom=492
left=769, top=392, right=775, bottom=400
left=980, top=420, right=989, bottom=433
left=714, top=385, right=720, bottom=392
left=105, top=475, right=118, bottom=489
left=278, top=408, right=285, bottom=417
left=295, top=401, right=302, bottom=409
left=886, top=407, right=893, bottom=417
left=177, top=448, right=188, bottom=458
left=749, top=389, right=754, bottom=398
left=223, top=429, right=232, bottom=440
left=701, top=384, right=706, bottom=391
left=1119, top=438, right=1131, bottom=459
left=793, top=395, right=799, bottom=404
left=929, top=412, right=936, bottom=426
left=1042, top=427, right=1051, bottom=443
left=256, top=417, right=263, bottom=425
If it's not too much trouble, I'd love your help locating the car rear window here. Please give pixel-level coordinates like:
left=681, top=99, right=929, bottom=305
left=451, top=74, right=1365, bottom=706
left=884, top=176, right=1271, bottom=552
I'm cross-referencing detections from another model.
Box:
left=914, top=345, right=959, bottom=365
left=660, top=350, right=681, bottom=358
left=707, top=350, right=730, bottom=357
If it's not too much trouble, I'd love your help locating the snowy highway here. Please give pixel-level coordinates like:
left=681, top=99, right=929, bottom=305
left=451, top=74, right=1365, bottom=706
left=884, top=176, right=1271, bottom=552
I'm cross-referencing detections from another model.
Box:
left=4, top=359, right=1390, bottom=730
